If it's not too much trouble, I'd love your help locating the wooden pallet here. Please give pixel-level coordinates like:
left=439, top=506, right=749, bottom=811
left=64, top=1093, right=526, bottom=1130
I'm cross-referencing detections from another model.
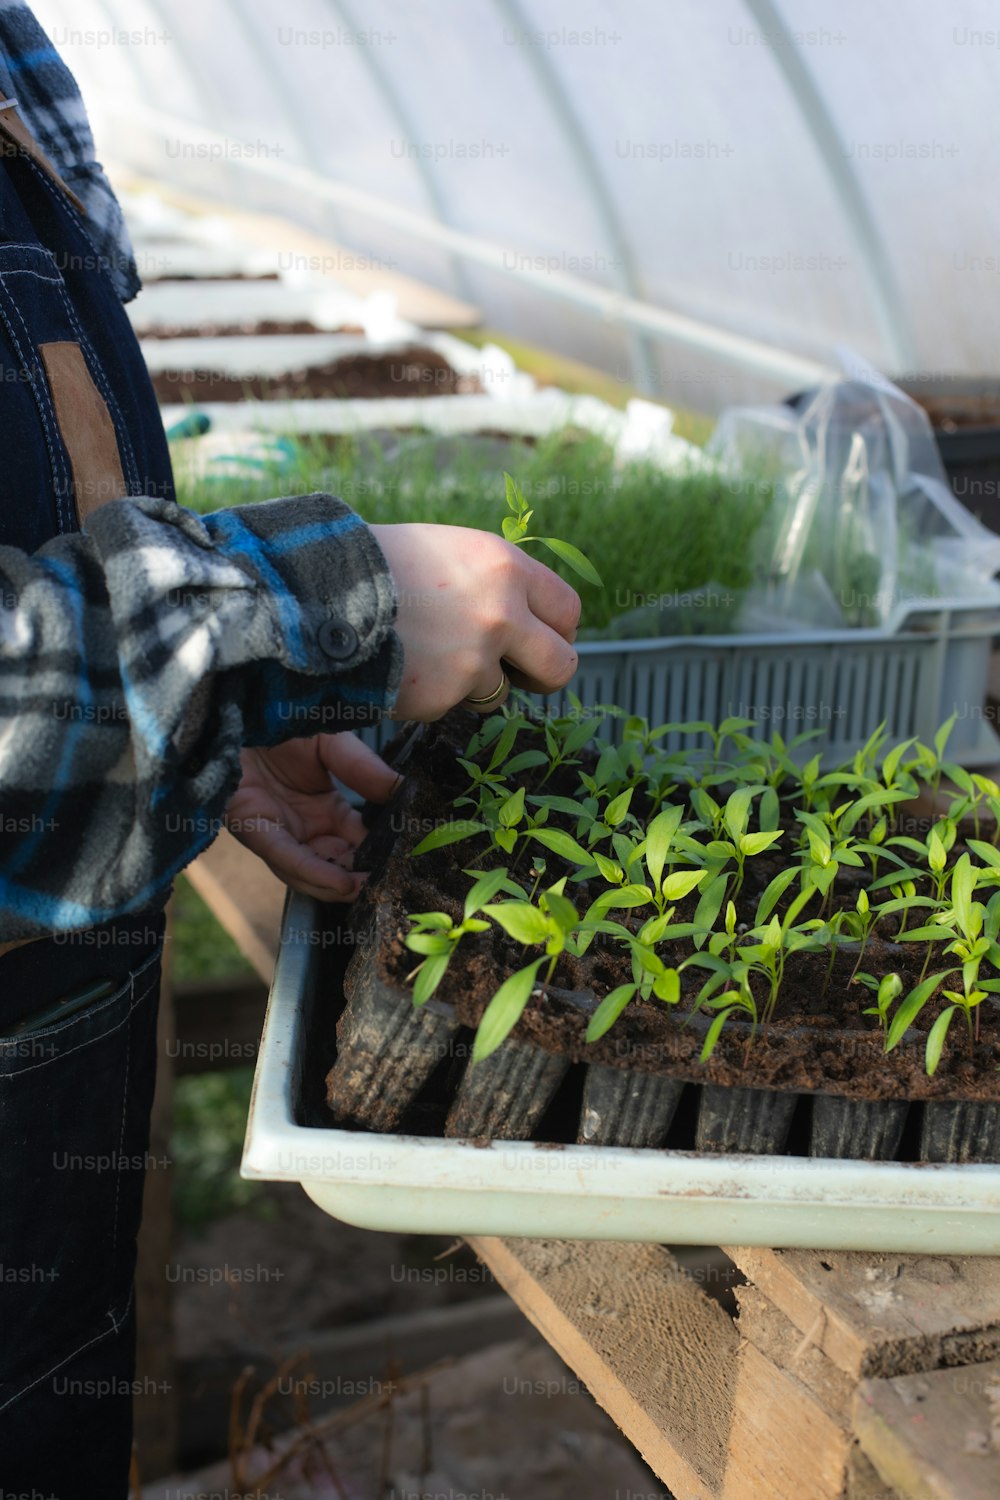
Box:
left=465, top=1239, right=1000, bottom=1500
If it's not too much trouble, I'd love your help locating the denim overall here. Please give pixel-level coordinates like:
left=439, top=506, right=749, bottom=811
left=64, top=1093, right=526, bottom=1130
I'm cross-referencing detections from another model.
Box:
left=0, top=101, right=175, bottom=1495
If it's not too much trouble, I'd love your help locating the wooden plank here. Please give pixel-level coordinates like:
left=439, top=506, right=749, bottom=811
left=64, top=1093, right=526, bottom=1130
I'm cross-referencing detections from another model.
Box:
left=467, top=1237, right=737, bottom=1499
left=724, top=1284, right=854, bottom=1500
left=725, top=1338, right=850, bottom=1500
left=854, top=1358, right=1000, bottom=1500
left=724, top=1248, right=1000, bottom=1381
left=736, top=1281, right=854, bottom=1422
left=186, top=830, right=284, bottom=980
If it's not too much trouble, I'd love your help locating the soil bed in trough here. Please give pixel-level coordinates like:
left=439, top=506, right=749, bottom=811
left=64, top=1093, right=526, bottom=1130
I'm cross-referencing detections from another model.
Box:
left=142, top=318, right=363, bottom=340
left=322, top=715, right=1000, bottom=1163
left=151, top=346, right=481, bottom=404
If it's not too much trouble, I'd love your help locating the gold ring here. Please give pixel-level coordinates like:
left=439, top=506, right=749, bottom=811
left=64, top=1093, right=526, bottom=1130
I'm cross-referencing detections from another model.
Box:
left=464, top=672, right=509, bottom=707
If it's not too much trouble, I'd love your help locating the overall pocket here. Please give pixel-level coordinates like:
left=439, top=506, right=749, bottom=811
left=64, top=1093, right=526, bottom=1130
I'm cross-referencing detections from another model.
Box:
left=0, top=242, right=129, bottom=548
left=0, top=949, right=161, bottom=1412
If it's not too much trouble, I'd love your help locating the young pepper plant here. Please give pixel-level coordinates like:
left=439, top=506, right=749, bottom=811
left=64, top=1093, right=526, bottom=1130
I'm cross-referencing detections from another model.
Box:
left=501, top=472, right=604, bottom=587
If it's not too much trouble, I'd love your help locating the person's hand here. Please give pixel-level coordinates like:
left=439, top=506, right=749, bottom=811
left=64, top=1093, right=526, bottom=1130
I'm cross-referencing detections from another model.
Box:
left=369, top=523, right=581, bottom=720
left=224, top=732, right=399, bottom=901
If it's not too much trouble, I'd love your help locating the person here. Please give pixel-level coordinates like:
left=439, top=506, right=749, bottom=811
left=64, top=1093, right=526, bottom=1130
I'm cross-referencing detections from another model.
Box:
left=0, top=7, right=580, bottom=1494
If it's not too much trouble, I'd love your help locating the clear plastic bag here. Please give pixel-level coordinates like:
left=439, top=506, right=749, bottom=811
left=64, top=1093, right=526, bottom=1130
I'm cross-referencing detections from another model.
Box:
left=707, top=359, right=1000, bottom=631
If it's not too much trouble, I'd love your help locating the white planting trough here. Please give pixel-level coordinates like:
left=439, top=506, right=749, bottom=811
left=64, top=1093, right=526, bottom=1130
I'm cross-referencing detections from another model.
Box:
left=241, top=893, right=1000, bottom=1253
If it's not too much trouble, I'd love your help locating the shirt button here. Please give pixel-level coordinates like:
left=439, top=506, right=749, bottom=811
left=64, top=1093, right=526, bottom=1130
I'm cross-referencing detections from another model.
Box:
left=318, top=620, right=359, bottom=661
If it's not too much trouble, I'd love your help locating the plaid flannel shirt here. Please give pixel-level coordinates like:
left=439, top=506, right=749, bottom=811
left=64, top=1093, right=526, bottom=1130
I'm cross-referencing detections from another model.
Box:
left=0, top=0, right=140, bottom=301
left=0, top=8, right=403, bottom=944
left=0, top=495, right=403, bottom=943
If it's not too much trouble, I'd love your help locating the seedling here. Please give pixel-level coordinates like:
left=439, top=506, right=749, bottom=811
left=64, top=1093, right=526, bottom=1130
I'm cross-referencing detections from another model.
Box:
left=501, top=472, right=604, bottom=587
left=400, top=708, right=999, bottom=1079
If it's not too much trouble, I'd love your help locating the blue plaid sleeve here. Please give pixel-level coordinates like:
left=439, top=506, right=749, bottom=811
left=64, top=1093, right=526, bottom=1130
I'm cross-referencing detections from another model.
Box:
left=0, top=493, right=402, bottom=943
left=0, top=1, right=141, bottom=299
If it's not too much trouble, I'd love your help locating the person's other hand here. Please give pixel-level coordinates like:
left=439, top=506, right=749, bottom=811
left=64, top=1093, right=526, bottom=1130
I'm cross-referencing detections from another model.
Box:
left=224, top=732, right=398, bottom=901
left=370, top=523, right=581, bottom=720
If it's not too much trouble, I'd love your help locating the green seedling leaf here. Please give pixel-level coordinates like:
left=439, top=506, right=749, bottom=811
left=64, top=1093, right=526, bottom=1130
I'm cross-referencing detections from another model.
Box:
left=541, top=889, right=578, bottom=936
left=503, top=471, right=523, bottom=514
left=807, top=863, right=839, bottom=898
left=412, top=953, right=450, bottom=1005
left=639, top=912, right=671, bottom=944
left=409, top=912, right=453, bottom=929
left=487, top=719, right=520, bottom=772
left=740, top=829, right=784, bottom=857
left=934, top=712, right=957, bottom=762
left=604, top=787, right=634, bottom=827
left=536, top=536, right=604, bottom=587
left=700, top=1005, right=737, bottom=1063
left=662, top=868, right=708, bottom=902
left=969, top=839, right=1000, bottom=870
left=951, top=854, right=979, bottom=937
left=589, top=884, right=653, bottom=915
left=878, top=973, right=904, bottom=1010
left=894, top=924, right=956, bottom=943
left=689, top=786, right=720, bottom=828
left=759, top=786, right=781, bottom=833
left=886, top=971, right=955, bottom=1052
left=724, top=787, right=753, bottom=844
left=694, top=872, right=729, bottom=948
left=464, top=867, right=527, bottom=901
left=586, top=983, right=637, bottom=1043
left=756, top=867, right=799, bottom=926
left=464, top=868, right=514, bottom=919
left=925, top=1005, right=958, bottom=1076
left=928, top=828, right=947, bottom=874
left=473, top=958, right=545, bottom=1062
left=498, top=785, right=525, bottom=829
left=405, top=932, right=451, bottom=956
left=653, top=969, right=681, bottom=1005
left=528, top=828, right=595, bottom=866
left=412, top=820, right=486, bottom=855
left=593, top=852, right=625, bottom=884
left=482, top=902, right=550, bottom=946
left=632, top=944, right=666, bottom=978
left=883, top=737, right=916, bottom=786
left=504, top=749, right=548, bottom=776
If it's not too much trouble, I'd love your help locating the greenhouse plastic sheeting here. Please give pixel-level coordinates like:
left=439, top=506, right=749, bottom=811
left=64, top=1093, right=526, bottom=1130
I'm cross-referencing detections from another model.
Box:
left=31, top=0, right=1000, bottom=408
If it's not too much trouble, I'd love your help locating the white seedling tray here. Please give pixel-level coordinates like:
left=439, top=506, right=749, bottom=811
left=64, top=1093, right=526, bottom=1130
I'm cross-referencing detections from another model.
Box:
left=242, top=894, right=1000, bottom=1253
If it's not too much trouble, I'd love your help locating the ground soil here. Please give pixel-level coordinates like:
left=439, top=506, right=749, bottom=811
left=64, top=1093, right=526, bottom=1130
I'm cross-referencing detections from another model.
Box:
left=348, top=713, right=1000, bottom=1104
left=151, top=346, right=483, bottom=404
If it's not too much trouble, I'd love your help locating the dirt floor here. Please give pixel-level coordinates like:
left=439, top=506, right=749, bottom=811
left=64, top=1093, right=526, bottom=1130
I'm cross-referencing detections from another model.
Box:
left=159, top=1182, right=674, bottom=1496
left=173, top=1182, right=496, bottom=1365
left=145, top=1333, right=673, bottom=1499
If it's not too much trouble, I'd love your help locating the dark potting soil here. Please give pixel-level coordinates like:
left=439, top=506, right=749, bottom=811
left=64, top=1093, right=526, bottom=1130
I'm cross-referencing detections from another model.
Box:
left=141, top=319, right=363, bottom=340
left=150, top=347, right=483, bottom=405
left=349, top=714, right=1000, bottom=1106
